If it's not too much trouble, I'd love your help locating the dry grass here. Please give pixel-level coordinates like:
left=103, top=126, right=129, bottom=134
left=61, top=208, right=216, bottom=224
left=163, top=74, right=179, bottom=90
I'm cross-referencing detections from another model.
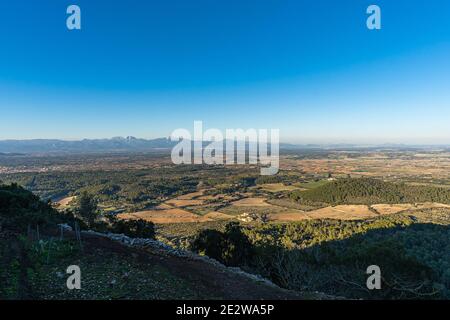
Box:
left=165, top=199, right=204, bottom=207
left=155, top=203, right=174, bottom=209
left=370, top=204, right=413, bottom=215
left=56, top=196, right=76, bottom=207
left=128, top=201, right=450, bottom=224
left=164, top=190, right=207, bottom=207
left=231, top=197, right=271, bottom=207
left=203, top=211, right=235, bottom=220
left=280, top=153, right=450, bottom=183
left=415, top=202, right=450, bottom=209
left=306, top=205, right=377, bottom=220
left=118, top=208, right=211, bottom=224
left=177, top=191, right=204, bottom=200
left=371, top=202, right=450, bottom=215
left=198, top=194, right=236, bottom=201
left=259, top=183, right=300, bottom=193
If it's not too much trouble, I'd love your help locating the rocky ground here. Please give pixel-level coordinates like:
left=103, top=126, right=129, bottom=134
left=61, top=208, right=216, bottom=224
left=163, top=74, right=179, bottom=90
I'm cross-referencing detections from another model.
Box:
left=1, top=226, right=325, bottom=300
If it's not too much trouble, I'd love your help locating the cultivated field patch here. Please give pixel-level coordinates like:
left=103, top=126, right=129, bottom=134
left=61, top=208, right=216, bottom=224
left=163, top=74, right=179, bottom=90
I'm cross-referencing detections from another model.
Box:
left=55, top=196, right=76, bottom=207
left=118, top=208, right=211, bottom=223
left=177, top=191, right=204, bottom=200
left=231, top=197, right=272, bottom=207
left=306, top=205, right=377, bottom=220
left=268, top=210, right=310, bottom=222
left=203, top=211, right=235, bottom=220
left=259, top=183, right=301, bottom=193
left=165, top=199, right=204, bottom=207
left=370, top=204, right=413, bottom=215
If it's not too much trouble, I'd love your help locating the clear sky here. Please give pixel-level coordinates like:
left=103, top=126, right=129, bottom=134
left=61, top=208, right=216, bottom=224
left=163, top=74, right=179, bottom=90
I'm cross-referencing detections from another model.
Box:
left=0, top=0, right=449, bottom=143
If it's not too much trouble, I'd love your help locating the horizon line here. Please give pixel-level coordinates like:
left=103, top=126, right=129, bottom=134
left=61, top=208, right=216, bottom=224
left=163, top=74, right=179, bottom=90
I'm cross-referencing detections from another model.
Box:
left=0, top=136, right=449, bottom=147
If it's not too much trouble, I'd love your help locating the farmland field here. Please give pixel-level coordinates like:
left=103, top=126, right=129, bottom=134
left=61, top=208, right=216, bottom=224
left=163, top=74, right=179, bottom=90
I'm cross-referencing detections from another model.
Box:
left=2, top=147, right=450, bottom=299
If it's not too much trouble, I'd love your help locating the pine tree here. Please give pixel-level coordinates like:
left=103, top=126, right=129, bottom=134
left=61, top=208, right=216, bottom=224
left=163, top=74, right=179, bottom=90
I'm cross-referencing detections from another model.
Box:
left=77, top=192, right=98, bottom=227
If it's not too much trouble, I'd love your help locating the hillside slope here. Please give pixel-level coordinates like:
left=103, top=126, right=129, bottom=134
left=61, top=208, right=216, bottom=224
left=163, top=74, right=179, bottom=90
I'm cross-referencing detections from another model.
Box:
left=290, top=178, right=450, bottom=205
left=0, top=184, right=314, bottom=300
left=0, top=228, right=314, bottom=300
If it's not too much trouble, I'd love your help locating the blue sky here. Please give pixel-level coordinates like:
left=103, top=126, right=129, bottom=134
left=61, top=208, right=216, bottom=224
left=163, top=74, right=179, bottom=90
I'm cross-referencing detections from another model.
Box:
left=0, top=0, right=449, bottom=143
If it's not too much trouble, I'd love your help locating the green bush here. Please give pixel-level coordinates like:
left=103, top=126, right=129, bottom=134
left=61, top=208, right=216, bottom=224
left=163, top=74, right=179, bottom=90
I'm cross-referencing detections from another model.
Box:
left=0, top=183, right=62, bottom=231
left=111, top=219, right=156, bottom=239
left=191, top=222, right=254, bottom=267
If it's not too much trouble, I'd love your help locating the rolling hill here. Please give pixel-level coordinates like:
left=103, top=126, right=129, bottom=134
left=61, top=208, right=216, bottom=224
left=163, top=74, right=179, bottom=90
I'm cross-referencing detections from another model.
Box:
left=290, top=178, right=450, bottom=205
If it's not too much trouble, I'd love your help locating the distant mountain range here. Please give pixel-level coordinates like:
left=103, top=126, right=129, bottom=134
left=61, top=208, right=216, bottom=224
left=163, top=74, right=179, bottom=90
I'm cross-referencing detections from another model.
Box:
left=0, top=137, right=447, bottom=154
left=0, top=137, right=287, bottom=154
left=0, top=137, right=176, bottom=153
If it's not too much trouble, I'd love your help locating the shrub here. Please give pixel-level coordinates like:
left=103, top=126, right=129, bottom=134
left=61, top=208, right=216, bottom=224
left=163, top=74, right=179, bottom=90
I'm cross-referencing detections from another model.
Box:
left=111, top=219, right=155, bottom=239
left=191, top=222, right=254, bottom=267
